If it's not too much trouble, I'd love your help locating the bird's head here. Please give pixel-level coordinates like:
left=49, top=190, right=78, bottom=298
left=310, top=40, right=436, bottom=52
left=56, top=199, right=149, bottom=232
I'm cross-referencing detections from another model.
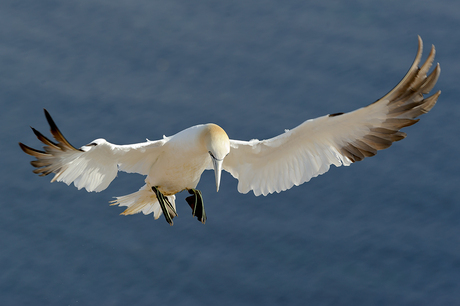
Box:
left=201, top=124, right=230, bottom=192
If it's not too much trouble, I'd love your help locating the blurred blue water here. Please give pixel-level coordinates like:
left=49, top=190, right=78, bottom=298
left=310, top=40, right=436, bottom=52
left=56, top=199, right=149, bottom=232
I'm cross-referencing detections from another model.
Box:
left=1, top=1, right=459, bottom=305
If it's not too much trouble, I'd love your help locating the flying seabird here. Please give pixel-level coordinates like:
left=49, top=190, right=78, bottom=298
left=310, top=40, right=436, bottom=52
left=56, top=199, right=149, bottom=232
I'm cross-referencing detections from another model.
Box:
left=19, top=37, right=440, bottom=225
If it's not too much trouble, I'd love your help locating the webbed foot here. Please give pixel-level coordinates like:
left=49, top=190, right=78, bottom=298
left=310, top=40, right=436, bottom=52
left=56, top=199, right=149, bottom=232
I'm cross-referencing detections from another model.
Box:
left=152, top=186, right=177, bottom=226
left=186, top=188, right=206, bottom=224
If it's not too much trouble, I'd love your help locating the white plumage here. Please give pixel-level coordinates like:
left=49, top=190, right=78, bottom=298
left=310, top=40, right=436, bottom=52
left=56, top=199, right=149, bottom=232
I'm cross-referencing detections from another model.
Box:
left=20, top=37, right=440, bottom=224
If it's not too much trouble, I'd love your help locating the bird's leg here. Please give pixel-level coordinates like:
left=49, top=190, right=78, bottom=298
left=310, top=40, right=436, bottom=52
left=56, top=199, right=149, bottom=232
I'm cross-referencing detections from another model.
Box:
left=185, top=189, right=206, bottom=224
left=151, top=186, right=177, bottom=226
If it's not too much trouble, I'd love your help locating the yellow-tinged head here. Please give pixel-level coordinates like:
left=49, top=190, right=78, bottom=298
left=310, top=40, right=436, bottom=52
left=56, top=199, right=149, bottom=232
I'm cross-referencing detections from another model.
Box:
left=200, top=124, right=230, bottom=192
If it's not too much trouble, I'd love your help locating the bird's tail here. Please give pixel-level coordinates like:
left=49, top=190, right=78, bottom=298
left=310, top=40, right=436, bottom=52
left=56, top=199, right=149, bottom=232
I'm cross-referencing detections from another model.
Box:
left=110, top=184, right=176, bottom=219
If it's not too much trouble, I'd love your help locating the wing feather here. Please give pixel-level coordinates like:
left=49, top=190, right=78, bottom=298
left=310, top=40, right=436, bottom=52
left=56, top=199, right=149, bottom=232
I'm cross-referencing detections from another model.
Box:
left=223, top=37, right=440, bottom=196
left=19, top=110, right=166, bottom=192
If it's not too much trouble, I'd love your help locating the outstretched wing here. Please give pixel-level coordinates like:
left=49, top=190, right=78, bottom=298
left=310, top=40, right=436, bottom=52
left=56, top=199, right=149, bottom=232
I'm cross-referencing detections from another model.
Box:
left=223, top=36, right=440, bottom=196
left=19, top=109, right=167, bottom=192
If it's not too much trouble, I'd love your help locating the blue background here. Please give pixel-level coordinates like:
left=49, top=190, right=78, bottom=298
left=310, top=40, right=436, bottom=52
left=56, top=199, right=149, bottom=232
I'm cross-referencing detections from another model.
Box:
left=1, top=1, right=459, bottom=305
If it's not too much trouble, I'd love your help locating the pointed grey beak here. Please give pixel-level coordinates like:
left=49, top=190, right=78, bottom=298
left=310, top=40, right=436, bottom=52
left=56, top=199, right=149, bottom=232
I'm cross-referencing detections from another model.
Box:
left=211, top=157, right=223, bottom=192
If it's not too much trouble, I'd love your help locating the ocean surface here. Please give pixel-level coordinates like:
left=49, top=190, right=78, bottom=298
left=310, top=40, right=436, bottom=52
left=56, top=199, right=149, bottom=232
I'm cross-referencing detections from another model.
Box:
left=1, top=1, right=459, bottom=305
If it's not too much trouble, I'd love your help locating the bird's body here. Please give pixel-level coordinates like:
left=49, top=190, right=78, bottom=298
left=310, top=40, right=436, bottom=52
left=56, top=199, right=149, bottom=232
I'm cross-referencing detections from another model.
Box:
left=145, top=124, right=229, bottom=196
left=147, top=126, right=208, bottom=195
left=20, top=37, right=440, bottom=225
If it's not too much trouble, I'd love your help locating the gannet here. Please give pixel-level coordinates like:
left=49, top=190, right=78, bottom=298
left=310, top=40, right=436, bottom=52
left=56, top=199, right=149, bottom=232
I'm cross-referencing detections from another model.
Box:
left=19, top=37, right=440, bottom=225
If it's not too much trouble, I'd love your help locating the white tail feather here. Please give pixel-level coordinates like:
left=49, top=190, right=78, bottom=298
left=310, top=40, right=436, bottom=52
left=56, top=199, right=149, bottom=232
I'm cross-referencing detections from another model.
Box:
left=110, top=184, right=176, bottom=219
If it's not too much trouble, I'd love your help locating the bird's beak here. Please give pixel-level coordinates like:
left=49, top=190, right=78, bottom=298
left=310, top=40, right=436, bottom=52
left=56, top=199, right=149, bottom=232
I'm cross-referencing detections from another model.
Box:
left=212, top=157, right=223, bottom=192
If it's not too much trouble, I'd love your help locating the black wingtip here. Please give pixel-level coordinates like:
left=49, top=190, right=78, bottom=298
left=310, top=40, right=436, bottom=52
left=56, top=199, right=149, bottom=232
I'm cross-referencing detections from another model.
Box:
left=42, top=109, right=82, bottom=151
left=43, top=109, right=57, bottom=131
left=19, top=142, right=47, bottom=156
left=18, top=142, right=26, bottom=151
left=31, top=126, right=59, bottom=148
left=18, top=142, right=30, bottom=153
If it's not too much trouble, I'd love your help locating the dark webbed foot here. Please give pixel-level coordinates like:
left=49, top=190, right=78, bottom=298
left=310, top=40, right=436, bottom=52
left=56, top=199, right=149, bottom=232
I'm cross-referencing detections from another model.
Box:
left=151, top=186, right=177, bottom=226
left=186, top=189, right=206, bottom=224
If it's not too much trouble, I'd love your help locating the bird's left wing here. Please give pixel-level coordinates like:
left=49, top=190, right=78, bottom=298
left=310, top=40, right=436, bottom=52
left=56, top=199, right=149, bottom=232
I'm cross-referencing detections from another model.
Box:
left=19, top=110, right=167, bottom=192
left=223, top=37, right=440, bottom=196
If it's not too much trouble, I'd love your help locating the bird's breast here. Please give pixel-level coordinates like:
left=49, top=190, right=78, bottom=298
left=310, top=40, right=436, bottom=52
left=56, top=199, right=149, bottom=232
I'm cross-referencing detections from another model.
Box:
left=146, top=147, right=210, bottom=195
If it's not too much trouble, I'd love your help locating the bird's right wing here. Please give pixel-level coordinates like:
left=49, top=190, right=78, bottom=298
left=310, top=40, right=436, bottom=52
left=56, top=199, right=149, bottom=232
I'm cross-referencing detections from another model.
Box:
left=19, top=110, right=167, bottom=192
